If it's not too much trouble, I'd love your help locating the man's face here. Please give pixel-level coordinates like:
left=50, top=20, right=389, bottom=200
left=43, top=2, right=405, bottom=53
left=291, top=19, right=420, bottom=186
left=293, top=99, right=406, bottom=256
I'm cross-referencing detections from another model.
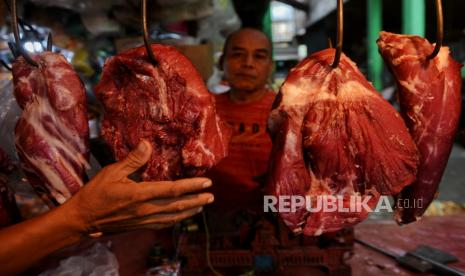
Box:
left=222, top=29, right=273, bottom=93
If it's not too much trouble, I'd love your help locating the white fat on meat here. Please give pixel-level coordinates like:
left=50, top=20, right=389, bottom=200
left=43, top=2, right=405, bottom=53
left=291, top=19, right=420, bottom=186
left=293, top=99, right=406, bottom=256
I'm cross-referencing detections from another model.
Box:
left=16, top=95, right=89, bottom=201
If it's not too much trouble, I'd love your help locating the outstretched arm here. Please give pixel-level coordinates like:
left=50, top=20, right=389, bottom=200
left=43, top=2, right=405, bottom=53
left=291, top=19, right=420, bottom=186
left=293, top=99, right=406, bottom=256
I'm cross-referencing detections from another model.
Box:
left=0, top=140, right=214, bottom=275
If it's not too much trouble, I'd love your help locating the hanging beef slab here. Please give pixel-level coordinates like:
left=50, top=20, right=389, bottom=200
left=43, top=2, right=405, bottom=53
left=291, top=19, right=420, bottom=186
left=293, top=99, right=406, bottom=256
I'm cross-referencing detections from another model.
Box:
left=378, top=31, right=462, bottom=224
left=94, top=45, right=231, bottom=181
left=12, top=53, right=89, bottom=206
left=267, top=48, right=419, bottom=236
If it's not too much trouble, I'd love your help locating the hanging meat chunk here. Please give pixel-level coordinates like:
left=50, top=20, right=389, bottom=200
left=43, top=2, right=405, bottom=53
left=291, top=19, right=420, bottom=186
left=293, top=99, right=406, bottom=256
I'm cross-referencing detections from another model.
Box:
left=12, top=53, right=90, bottom=207
left=377, top=31, right=462, bottom=224
left=267, top=48, right=419, bottom=236
left=94, top=45, right=231, bottom=181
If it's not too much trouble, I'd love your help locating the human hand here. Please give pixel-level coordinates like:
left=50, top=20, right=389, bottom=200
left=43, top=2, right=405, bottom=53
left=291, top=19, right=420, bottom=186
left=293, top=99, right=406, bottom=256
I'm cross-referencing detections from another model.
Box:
left=64, top=139, right=214, bottom=234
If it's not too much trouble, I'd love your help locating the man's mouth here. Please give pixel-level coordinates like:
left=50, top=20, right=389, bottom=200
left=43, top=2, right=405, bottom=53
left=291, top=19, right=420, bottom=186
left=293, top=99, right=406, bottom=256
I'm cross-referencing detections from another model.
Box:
left=236, top=73, right=256, bottom=80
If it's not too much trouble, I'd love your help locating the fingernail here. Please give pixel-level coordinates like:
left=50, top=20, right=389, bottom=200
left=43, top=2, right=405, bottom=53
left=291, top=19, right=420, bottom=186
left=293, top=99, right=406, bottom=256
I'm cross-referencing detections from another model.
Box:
left=202, top=180, right=212, bottom=188
left=207, top=196, right=214, bottom=203
left=136, top=140, right=147, bottom=152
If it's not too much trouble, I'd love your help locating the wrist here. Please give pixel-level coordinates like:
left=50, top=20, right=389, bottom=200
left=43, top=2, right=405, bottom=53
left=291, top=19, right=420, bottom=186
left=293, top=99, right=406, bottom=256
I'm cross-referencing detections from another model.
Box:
left=57, top=197, right=92, bottom=237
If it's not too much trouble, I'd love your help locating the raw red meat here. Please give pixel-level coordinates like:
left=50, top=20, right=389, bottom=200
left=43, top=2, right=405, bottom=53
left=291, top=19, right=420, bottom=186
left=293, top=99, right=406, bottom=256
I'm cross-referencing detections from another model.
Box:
left=12, top=53, right=89, bottom=206
left=267, top=48, right=419, bottom=236
left=0, top=147, right=22, bottom=228
left=377, top=31, right=462, bottom=224
left=94, top=45, right=231, bottom=180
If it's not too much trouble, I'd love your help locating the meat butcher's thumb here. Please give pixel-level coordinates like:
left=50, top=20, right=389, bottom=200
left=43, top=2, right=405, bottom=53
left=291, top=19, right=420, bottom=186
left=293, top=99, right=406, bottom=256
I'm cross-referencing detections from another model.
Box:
left=111, top=140, right=152, bottom=179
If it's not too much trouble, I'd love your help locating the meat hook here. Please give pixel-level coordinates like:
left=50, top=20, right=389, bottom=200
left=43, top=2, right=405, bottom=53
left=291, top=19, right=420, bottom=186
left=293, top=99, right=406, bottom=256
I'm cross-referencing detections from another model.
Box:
left=0, top=59, right=12, bottom=71
left=4, top=0, right=38, bottom=37
left=4, top=0, right=51, bottom=53
left=427, top=0, right=443, bottom=60
left=142, top=0, right=158, bottom=66
left=47, top=32, right=53, bottom=51
left=10, top=0, right=38, bottom=67
left=7, top=42, right=19, bottom=58
left=331, top=0, right=343, bottom=68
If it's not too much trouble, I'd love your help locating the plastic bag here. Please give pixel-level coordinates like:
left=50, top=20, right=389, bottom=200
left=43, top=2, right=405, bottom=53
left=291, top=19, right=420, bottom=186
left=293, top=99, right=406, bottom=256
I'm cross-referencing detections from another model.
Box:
left=29, top=0, right=117, bottom=13
left=198, top=0, right=241, bottom=44
left=0, top=78, right=21, bottom=162
left=153, top=0, right=214, bottom=22
left=39, top=242, right=119, bottom=276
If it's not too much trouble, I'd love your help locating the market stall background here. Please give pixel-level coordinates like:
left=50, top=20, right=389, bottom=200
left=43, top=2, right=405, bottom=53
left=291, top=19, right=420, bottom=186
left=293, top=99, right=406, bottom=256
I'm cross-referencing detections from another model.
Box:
left=1, top=0, right=465, bottom=275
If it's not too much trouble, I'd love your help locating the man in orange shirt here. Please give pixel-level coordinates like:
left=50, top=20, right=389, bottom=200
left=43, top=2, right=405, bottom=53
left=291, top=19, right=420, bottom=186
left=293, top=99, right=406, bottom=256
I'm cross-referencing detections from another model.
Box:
left=208, top=28, right=275, bottom=216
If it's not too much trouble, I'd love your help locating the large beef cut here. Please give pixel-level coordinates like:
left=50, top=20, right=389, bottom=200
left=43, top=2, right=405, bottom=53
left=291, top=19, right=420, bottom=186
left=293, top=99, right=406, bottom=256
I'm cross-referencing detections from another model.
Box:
left=267, top=48, right=419, bottom=236
left=377, top=31, right=462, bottom=224
left=94, top=45, right=231, bottom=180
left=0, top=147, right=22, bottom=228
left=12, top=53, right=90, bottom=206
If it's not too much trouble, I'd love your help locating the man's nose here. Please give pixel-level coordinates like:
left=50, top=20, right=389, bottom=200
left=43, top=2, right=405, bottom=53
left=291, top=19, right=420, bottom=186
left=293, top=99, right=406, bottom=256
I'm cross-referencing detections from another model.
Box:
left=242, top=54, right=254, bottom=68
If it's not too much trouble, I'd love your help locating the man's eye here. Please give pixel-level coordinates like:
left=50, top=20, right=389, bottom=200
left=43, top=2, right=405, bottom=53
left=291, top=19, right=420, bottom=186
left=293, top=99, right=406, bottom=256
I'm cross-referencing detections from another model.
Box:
left=231, top=52, right=243, bottom=57
left=255, top=54, right=267, bottom=60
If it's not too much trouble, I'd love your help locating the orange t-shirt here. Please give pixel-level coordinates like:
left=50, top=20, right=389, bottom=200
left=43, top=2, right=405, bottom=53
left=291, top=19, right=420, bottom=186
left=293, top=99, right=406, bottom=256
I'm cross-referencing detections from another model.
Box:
left=207, top=91, right=276, bottom=209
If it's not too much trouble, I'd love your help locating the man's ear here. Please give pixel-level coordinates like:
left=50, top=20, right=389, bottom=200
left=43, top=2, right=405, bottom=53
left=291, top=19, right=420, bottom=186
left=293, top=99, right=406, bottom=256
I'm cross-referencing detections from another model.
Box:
left=217, top=54, right=225, bottom=71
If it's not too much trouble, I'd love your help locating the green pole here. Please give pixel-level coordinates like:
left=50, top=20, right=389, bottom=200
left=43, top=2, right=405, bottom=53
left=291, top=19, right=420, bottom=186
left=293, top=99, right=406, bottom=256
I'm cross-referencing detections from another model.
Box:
left=367, top=0, right=383, bottom=90
left=262, top=3, right=275, bottom=82
left=262, top=3, right=273, bottom=49
left=402, top=0, right=425, bottom=36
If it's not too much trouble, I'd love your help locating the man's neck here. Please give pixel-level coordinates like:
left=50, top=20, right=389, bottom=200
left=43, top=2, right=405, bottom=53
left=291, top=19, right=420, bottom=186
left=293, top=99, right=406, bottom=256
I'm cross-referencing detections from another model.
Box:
left=229, top=88, right=267, bottom=104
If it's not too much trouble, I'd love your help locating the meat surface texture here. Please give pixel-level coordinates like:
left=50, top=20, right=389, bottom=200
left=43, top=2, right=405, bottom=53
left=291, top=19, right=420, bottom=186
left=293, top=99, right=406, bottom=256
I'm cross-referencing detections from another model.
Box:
left=267, top=48, right=419, bottom=236
left=12, top=52, right=89, bottom=206
left=94, top=44, right=230, bottom=180
left=378, top=31, right=462, bottom=224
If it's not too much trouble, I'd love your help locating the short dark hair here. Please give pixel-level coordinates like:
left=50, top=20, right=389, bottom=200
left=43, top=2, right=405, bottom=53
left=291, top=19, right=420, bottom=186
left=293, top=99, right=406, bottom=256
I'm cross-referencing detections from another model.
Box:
left=222, top=27, right=272, bottom=55
left=219, top=28, right=272, bottom=70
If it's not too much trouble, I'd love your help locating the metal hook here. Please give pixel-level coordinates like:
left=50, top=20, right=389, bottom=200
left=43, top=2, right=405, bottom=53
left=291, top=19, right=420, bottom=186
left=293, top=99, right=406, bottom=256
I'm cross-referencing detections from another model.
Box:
left=47, top=33, right=53, bottom=51
left=0, top=60, right=12, bottom=71
left=142, top=0, right=158, bottom=66
left=4, top=0, right=30, bottom=33
left=427, top=0, right=443, bottom=60
left=11, top=0, right=38, bottom=67
left=8, top=42, right=19, bottom=58
left=5, top=0, right=46, bottom=52
left=331, top=0, right=343, bottom=68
